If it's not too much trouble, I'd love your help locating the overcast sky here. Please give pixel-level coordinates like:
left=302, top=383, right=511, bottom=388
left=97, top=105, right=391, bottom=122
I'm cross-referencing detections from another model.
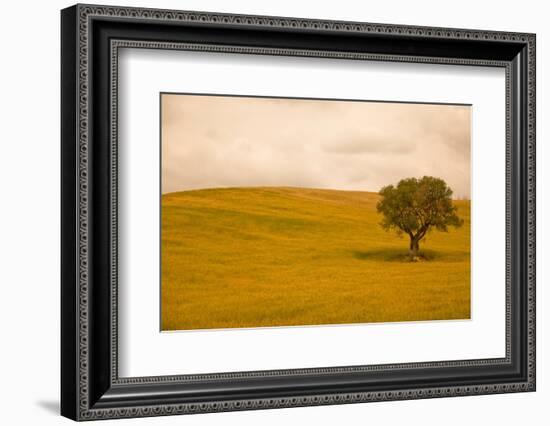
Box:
left=161, top=94, right=471, bottom=198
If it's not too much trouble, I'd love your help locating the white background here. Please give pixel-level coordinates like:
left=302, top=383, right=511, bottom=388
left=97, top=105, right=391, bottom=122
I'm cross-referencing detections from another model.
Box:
left=119, top=50, right=505, bottom=377
left=0, top=0, right=547, bottom=425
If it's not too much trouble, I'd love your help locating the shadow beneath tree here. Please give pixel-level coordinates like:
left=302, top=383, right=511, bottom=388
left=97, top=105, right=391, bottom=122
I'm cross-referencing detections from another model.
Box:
left=351, top=248, right=468, bottom=263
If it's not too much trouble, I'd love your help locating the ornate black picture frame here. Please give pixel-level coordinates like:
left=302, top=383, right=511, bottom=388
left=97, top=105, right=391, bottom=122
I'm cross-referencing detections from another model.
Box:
left=61, top=4, right=536, bottom=421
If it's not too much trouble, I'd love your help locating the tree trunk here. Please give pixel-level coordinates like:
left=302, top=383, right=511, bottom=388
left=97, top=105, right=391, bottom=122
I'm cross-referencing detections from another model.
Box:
left=409, top=236, right=420, bottom=258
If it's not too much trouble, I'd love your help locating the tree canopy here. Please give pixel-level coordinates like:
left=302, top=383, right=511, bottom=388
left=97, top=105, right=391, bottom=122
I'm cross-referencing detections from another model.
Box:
left=376, top=176, right=463, bottom=258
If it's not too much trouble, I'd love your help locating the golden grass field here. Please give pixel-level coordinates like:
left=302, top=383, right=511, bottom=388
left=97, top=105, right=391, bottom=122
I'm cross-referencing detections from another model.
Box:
left=161, top=187, right=470, bottom=331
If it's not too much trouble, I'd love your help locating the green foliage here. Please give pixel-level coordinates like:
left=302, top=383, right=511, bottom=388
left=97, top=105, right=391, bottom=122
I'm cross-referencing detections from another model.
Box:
left=377, top=176, right=464, bottom=256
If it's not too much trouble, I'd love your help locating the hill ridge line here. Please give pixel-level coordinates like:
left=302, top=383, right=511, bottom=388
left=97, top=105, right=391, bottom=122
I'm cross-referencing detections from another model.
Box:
left=162, top=186, right=380, bottom=196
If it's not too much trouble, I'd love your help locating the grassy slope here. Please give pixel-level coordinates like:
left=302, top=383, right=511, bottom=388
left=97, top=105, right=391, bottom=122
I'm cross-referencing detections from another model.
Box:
left=161, top=187, right=470, bottom=330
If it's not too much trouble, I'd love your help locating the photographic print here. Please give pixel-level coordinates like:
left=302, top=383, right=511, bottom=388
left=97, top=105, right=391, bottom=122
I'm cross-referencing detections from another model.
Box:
left=161, top=93, right=471, bottom=331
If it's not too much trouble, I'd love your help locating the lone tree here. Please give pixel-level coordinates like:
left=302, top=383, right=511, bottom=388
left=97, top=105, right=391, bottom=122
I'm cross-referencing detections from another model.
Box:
left=376, top=176, right=463, bottom=258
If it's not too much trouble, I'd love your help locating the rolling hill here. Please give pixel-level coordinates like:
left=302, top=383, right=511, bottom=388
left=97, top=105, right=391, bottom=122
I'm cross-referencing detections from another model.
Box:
left=161, top=187, right=470, bottom=330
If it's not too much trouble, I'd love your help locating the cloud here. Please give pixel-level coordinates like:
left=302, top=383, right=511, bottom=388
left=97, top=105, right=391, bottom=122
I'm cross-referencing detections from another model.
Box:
left=162, top=95, right=471, bottom=198
left=323, top=137, right=416, bottom=155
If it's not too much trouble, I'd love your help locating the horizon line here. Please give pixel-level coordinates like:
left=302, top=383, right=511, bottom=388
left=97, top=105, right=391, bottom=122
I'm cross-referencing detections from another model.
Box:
left=162, top=185, right=471, bottom=200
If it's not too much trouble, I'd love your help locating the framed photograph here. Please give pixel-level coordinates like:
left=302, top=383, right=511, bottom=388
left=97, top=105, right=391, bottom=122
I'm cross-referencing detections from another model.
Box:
left=61, top=4, right=536, bottom=421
